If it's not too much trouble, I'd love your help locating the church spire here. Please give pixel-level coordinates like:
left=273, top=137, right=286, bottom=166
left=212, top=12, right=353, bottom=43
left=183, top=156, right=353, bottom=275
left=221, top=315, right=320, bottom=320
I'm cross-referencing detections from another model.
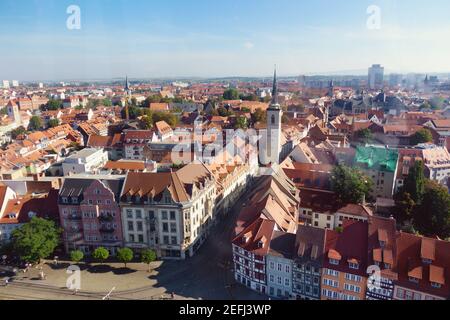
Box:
left=270, top=66, right=280, bottom=108
left=125, top=75, right=130, bottom=93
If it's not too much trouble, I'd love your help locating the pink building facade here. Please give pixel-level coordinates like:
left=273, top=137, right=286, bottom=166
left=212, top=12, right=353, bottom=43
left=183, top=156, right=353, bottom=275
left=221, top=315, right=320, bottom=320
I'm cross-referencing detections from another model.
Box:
left=58, top=177, right=124, bottom=255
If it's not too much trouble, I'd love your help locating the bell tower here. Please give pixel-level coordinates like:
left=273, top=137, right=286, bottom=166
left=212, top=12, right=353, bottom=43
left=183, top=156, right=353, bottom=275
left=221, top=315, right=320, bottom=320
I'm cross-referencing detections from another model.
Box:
left=266, top=67, right=282, bottom=164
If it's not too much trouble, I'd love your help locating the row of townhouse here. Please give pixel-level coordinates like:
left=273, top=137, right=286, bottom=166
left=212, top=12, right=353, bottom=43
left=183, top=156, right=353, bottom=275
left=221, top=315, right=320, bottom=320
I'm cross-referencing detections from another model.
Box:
left=58, top=161, right=252, bottom=259
left=232, top=168, right=301, bottom=295
left=232, top=212, right=450, bottom=300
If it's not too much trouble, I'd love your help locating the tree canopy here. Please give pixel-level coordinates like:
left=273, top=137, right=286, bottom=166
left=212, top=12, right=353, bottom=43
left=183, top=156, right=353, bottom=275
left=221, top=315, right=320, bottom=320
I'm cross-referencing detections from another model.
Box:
left=44, top=99, right=62, bottom=111
left=403, top=161, right=426, bottom=205
left=117, top=248, right=134, bottom=267
left=48, top=118, right=60, bottom=128
left=330, top=164, right=373, bottom=204
left=413, top=181, right=450, bottom=239
left=28, top=116, right=43, bottom=131
left=141, top=249, right=157, bottom=272
left=223, top=88, right=240, bottom=100
left=355, top=128, right=373, bottom=144
left=92, top=247, right=109, bottom=263
left=70, top=250, right=84, bottom=264
left=11, top=217, right=61, bottom=263
left=411, top=128, right=433, bottom=145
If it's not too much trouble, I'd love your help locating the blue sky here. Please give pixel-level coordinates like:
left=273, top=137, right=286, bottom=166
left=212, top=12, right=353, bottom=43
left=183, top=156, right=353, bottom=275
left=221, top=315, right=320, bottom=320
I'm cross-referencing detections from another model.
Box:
left=1, top=0, right=450, bottom=80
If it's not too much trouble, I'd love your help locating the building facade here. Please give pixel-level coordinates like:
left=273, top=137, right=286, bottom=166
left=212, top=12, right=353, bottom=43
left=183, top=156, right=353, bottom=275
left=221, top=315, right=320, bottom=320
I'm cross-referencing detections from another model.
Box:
left=58, top=176, right=124, bottom=255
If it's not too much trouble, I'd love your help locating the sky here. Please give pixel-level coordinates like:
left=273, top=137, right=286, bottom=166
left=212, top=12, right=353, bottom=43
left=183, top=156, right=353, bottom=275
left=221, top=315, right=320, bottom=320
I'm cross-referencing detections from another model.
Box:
left=1, top=0, right=450, bottom=81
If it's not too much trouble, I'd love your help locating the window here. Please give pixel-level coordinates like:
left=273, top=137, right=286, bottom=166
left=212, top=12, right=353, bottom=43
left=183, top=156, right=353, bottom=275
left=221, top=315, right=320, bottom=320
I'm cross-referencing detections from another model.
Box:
left=129, top=234, right=135, bottom=243
left=285, top=265, right=290, bottom=273
left=277, top=276, right=282, bottom=285
left=171, top=236, right=177, bottom=244
left=269, top=275, right=274, bottom=283
left=138, top=234, right=144, bottom=243
left=135, top=210, right=142, bottom=219
left=148, top=211, right=155, bottom=219
left=409, top=277, right=419, bottom=284
left=170, top=223, right=177, bottom=233
left=105, top=199, right=111, bottom=205
left=170, top=211, right=176, bottom=220
left=329, top=259, right=339, bottom=265
left=396, top=288, right=405, bottom=299
left=284, top=278, right=290, bottom=287
left=162, top=211, right=168, bottom=220
left=277, top=264, right=282, bottom=272
left=88, top=199, right=93, bottom=205
left=349, top=262, right=359, bottom=270
left=137, top=221, right=143, bottom=232
left=126, top=210, right=133, bottom=218
left=127, top=221, right=134, bottom=231
left=269, top=261, right=275, bottom=270
left=431, top=282, right=442, bottom=289
left=163, top=236, right=170, bottom=244
left=162, top=223, right=169, bottom=233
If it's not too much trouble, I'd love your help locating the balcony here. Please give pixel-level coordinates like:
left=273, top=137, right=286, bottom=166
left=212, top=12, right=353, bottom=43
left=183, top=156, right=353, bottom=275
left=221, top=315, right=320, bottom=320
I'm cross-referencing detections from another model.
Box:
left=99, top=227, right=116, bottom=233
left=67, top=215, right=82, bottom=221
left=98, top=215, right=114, bottom=222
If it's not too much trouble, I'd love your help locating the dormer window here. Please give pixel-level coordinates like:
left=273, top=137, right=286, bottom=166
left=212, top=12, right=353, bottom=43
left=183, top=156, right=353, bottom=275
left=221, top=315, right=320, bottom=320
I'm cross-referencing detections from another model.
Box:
left=431, top=282, right=442, bottom=289
left=349, top=262, right=359, bottom=270
left=329, top=259, right=340, bottom=266
left=379, top=240, right=386, bottom=248
left=422, top=258, right=433, bottom=265
left=258, top=240, right=264, bottom=248
left=384, top=263, right=391, bottom=269
left=62, top=197, right=68, bottom=204
left=409, top=277, right=419, bottom=284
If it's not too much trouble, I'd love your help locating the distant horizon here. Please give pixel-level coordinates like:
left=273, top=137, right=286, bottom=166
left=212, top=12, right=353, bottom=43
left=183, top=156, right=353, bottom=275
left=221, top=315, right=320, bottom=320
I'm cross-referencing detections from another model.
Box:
left=10, top=70, right=450, bottom=84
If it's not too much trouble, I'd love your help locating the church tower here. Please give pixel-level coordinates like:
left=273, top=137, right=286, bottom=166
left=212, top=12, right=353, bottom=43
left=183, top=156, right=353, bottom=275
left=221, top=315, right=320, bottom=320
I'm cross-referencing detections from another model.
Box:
left=266, top=67, right=282, bottom=164
left=124, top=76, right=131, bottom=121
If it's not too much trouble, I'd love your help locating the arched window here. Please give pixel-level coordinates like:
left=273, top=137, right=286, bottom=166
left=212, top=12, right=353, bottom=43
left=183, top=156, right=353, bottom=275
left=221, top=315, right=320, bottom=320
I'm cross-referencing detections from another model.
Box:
left=271, top=114, right=276, bottom=125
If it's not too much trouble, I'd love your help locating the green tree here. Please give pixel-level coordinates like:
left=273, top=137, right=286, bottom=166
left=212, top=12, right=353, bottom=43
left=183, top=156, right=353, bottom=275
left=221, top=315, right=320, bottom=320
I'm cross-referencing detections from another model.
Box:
left=92, top=247, right=109, bottom=264
left=139, top=115, right=153, bottom=130
left=330, top=164, right=373, bottom=204
left=10, top=126, right=27, bottom=139
left=356, top=128, right=373, bottom=144
left=45, top=99, right=62, bottom=111
left=413, top=181, right=450, bottom=238
left=121, top=105, right=142, bottom=120
left=28, top=116, right=42, bottom=131
left=240, top=94, right=259, bottom=101
left=117, top=248, right=134, bottom=268
left=70, top=250, right=84, bottom=264
left=141, top=249, right=157, bottom=272
left=153, top=111, right=178, bottom=127
left=251, top=108, right=266, bottom=123
left=11, top=217, right=60, bottom=264
left=403, top=161, right=426, bottom=205
left=223, top=88, right=240, bottom=100
left=217, top=107, right=234, bottom=117
left=394, top=192, right=416, bottom=223
left=102, top=98, right=112, bottom=107
left=48, top=118, right=60, bottom=128
left=411, top=128, right=433, bottom=145
left=234, top=116, right=248, bottom=129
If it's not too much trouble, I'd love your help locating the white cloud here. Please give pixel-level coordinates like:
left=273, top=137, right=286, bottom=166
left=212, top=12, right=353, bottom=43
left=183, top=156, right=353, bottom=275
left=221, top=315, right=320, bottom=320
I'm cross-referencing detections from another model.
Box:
left=243, top=42, right=255, bottom=49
